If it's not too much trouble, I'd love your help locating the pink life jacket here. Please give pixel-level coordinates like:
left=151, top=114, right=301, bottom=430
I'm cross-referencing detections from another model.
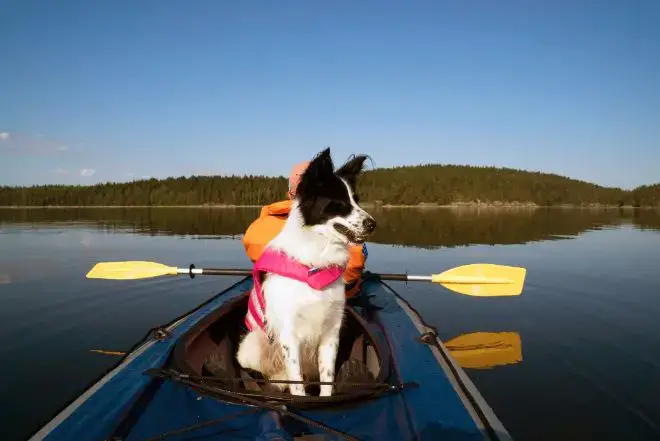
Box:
left=245, top=248, right=346, bottom=332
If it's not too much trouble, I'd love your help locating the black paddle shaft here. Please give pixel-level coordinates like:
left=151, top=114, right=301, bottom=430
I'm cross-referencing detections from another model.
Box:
left=199, top=268, right=252, bottom=276
left=372, top=273, right=408, bottom=281
left=189, top=265, right=410, bottom=281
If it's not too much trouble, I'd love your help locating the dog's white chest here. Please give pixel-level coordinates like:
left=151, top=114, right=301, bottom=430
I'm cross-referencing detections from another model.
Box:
left=262, top=274, right=345, bottom=341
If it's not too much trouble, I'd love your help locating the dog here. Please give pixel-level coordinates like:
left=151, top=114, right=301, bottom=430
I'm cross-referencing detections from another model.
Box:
left=236, top=147, right=376, bottom=397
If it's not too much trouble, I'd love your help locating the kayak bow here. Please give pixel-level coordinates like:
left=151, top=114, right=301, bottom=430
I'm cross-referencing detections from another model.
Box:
left=29, top=273, right=515, bottom=441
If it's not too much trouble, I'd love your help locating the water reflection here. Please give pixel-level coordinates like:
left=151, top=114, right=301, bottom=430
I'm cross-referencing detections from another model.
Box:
left=1, top=207, right=659, bottom=248
left=445, top=331, right=522, bottom=370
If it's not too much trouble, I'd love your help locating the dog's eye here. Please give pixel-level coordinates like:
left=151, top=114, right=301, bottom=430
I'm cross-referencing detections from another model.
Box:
left=326, top=201, right=347, bottom=214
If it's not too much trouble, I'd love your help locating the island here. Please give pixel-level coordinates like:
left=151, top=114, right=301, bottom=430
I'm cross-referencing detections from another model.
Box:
left=1, top=164, right=658, bottom=208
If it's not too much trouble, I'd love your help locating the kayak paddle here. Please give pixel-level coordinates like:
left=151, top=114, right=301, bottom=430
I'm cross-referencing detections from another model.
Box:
left=86, top=261, right=526, bottom=297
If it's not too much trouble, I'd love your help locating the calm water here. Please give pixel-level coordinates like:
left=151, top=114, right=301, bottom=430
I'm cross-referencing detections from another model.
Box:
left=1, top=207, right=660, bottom=441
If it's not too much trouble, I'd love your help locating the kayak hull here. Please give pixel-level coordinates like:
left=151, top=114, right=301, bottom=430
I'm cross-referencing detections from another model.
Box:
left=28, top=274, right=512, bottom=441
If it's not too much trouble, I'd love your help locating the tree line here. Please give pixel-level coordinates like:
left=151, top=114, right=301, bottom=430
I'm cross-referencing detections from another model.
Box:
left=0, top=164, right=658, bottom=207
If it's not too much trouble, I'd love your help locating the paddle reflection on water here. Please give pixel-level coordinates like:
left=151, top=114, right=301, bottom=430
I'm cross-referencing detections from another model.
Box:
left=445, top=332, right=522, bottom=370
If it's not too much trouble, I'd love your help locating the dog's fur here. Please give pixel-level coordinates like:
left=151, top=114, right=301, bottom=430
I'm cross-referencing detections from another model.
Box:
left=236, top=147, right=376, bottom=396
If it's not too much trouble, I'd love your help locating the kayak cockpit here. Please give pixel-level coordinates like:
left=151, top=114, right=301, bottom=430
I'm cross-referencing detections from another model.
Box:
left=170, top=289, right=394, bottom=408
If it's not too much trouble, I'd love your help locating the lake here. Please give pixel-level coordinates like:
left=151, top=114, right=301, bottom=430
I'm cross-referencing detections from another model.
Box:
left=1, top=206, right=660, bottom=441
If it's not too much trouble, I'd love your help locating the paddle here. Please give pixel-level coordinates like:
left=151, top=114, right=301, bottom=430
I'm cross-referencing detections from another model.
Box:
left=445, top=332, right=522, bottom=369
left=89, top=331, right=522, bottom=369
left=86, top=261, right=526, bottom=297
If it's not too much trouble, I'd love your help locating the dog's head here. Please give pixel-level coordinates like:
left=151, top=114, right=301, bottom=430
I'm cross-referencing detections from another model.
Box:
left=294, top=147, right=376, bottom=245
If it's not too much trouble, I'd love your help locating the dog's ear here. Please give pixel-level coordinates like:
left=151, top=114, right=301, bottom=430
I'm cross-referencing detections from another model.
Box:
left=336, top=154, right=368, bottom=189
left=297, top=147, right=335, bottom=199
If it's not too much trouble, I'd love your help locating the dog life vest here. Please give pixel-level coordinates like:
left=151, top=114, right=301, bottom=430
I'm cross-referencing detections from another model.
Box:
left=245, top=248, right=346, bottom=332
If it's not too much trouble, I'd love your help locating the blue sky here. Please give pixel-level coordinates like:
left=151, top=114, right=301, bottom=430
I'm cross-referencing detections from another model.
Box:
left=1, top=1, right=658, bottom=189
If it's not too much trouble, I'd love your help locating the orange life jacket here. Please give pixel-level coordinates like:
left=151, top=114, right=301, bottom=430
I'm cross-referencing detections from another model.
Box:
left=242, top=200, right=367, bottom=298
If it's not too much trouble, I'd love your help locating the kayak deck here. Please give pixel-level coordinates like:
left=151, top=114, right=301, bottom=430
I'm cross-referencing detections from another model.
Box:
left=29, top=273, right=512, bottom=441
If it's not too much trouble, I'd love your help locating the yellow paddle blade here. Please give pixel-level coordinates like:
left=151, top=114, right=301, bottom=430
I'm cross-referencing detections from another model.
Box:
left=86, top=261, right=179, bottom=280
left=432, top=263, right=526, bottom=297
left=446, top=332, right=522, bottom=369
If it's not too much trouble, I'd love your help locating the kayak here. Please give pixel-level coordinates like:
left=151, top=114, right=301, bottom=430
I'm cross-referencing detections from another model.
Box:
left=28, top=272, right=514, bottom=441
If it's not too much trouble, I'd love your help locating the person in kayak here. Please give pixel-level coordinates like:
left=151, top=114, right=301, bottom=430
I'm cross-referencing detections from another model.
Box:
left=242, top=160, right=368, bottom=298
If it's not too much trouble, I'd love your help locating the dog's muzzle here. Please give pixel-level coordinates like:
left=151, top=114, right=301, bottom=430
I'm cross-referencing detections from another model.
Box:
left=362, top=216, right=376, bottom=234
left=334, top=217, right=376, bottom=244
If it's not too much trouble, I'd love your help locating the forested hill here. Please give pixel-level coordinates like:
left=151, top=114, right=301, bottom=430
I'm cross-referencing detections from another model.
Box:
left=0, top=164, right=658, bottom=207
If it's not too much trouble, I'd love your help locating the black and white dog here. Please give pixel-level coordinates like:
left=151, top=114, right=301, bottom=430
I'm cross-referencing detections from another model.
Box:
left=236, top=147, right=376, bottom=396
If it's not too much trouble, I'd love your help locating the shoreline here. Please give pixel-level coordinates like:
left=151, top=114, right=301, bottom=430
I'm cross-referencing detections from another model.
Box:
left=0, top=203, right=655, bottom=210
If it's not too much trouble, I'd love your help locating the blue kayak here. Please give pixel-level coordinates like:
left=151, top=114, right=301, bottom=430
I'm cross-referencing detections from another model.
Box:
left=28, top=273, right=513, bottom=441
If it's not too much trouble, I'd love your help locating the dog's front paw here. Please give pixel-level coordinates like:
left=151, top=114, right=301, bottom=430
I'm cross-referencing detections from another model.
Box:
left=289, top=384, right=307, bottom=396
left=319, top=385, right=333, bottom=397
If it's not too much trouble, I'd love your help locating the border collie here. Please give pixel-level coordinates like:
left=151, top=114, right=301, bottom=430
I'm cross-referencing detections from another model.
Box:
left=236, top=147, right=376, bottom=396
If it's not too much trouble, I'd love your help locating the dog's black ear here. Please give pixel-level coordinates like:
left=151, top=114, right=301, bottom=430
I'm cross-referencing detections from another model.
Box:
left=297, top=147, right=335, bottom=199
left=336, top=154, right=368, bottom=189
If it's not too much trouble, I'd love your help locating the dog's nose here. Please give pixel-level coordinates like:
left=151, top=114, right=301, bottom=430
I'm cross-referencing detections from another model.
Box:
left=362, top=217, right=376, bottom=233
